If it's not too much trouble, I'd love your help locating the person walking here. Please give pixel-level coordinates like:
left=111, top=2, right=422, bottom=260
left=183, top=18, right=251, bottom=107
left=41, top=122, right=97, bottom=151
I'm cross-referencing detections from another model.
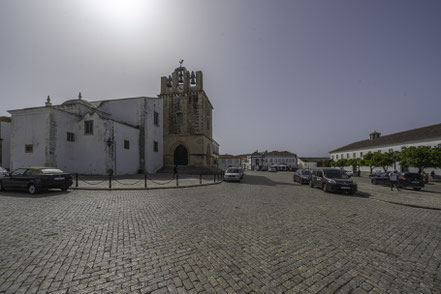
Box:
left=390, top=170, right=400, bottom=191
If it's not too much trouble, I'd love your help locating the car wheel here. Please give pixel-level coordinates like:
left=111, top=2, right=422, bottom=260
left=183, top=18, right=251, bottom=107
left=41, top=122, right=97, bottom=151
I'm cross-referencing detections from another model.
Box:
left=309, top=181, right=314, bottom=188
left=371, top=179, right=376, bottom=185
left=61, top=187, right=68, bottom=191
left=323, top=184, right=329, bottom=192
left=28, top=184, right=37, bottom=195
left=0, top=181, right=4, bottom=191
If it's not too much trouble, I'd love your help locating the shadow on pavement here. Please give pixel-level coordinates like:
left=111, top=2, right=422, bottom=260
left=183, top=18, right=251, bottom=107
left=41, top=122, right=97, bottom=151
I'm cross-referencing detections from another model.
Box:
left=241, top=174, right=299, bottom=187
left=0, top=189, right=70, bottom=199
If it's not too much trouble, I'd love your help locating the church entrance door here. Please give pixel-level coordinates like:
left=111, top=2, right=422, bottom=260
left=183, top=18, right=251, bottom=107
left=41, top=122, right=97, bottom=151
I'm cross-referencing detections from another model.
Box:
left=174, top=145, right=188, bottom=166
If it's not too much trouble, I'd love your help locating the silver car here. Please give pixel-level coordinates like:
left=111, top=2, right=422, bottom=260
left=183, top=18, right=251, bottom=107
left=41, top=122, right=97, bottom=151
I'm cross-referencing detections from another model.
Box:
left=224, top=167, right=242, bottom=182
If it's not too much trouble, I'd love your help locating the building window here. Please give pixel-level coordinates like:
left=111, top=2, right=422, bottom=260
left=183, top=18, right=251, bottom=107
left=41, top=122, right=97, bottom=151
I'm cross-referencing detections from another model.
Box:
left=67, top=132, right=75, bottom=142
left=378, top=150, right=382, bottom=153
left=353, top=153, right=356, bottom=158
left=360, top=152, right=363, bottom=157
left=176, top=113, right=183, bottom=125
left=401, top=146, right=407, bottom=150
left=336, top=155, right=339, bottom=160
left=124, top=140, right=130, bottom=149
left=347, top=153, right=349, bottom=158
left=84, top=120, right=94, bottom=135
left=25, top=144, right=33, bottom=153
left=153, top=141, right=158, bottom=152
left=438, top=144, right=441, bottom=148
left=154, top=111, right=159, bottom=126
left=388, top=148, right=393, bottom=152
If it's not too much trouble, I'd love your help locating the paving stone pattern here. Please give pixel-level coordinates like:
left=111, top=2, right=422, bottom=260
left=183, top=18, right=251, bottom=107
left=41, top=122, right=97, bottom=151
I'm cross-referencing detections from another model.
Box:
left=0, top=171, right=440, bottom=293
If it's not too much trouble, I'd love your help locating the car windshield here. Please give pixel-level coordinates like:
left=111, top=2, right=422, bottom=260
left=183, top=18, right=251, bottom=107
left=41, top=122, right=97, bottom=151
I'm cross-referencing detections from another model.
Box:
left=301, top=170, right=311, bottom=175
left=41, top=169, right=64, bottom=174
left=324, top=170, right=349, bottom=179
left=227, top=169, right=240, bottom=173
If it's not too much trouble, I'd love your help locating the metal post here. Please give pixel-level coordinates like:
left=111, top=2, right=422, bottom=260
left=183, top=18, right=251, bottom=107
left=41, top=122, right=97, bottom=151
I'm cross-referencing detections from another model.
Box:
left=109, top=175, right=112, bottom=189
left=75, top=173, right=79, bottom=188
left=213, top=173, right=216, bottom=183
left=144, top=173, right=147, bottom=189
left=200, top=174, right=202, bottom=185
left=176, top=173, right=179, bottom=187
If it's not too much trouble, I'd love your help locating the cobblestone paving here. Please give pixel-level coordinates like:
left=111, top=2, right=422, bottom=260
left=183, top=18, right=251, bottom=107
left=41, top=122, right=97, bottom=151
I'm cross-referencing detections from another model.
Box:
left=0, top=171, right=440, bottom=293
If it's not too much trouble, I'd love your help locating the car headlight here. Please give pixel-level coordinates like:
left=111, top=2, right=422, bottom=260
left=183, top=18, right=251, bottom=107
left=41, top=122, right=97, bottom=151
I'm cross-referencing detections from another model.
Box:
left=328, top=179, right=336, bottom=184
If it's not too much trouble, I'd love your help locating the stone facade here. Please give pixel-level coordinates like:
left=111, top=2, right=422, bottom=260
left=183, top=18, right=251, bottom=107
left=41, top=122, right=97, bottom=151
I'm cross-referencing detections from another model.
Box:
left=159, top=66, right=216, bottom=167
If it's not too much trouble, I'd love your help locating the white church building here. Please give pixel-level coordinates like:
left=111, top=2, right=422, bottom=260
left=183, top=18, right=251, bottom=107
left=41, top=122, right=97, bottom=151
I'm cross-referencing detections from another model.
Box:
left=8, top=94, right=163, bottom=175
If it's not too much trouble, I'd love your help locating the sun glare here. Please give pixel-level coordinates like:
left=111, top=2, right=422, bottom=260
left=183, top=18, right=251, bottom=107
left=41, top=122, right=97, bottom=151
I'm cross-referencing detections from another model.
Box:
left=87, top=0, right=157, bottom=30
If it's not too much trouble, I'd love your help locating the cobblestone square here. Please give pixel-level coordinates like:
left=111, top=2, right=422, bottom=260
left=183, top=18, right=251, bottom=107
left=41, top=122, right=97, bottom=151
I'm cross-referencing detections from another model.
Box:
left=1, top=171, right=440, bottom=293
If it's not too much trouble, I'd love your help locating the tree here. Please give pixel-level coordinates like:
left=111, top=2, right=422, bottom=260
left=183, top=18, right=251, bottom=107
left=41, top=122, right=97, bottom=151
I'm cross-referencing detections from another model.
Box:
left=347, top=158, right=361, bottom=172
left=362, top=152, right=376, bottom=175
left=400, top=146, right=434, bottom=173
left=431, top=147, right=441, bottom=169
left=322, top=159, right=334, bottom=167
left=376, top=152, right=395, bottom=171
left=334, top=159, right=348, bottom=169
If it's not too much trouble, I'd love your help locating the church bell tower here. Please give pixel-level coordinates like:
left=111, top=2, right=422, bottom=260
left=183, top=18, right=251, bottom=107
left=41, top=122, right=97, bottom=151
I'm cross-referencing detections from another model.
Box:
left=159, top=61, right=214, bottom=167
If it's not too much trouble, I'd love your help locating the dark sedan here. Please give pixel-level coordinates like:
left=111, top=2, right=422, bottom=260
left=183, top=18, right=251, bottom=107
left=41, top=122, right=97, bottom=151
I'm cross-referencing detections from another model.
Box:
left=370, top=172, right=391, bottom=185
left=0, top=167, right=73, bottom=194
left=293, top=169, right=311, bottom=184
left=398, top=172, right=424, bottom=190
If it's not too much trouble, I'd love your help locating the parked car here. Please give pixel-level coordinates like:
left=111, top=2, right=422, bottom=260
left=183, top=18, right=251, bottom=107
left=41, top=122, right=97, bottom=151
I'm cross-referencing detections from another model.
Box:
left=370, top=172, right=391, bottom=185
left=293, top=169, right=311, bottom=184
left=398, top=172, right=424, bottom=190
left=0, top=166, right=8, bottom=178
left=268, top=166, right=277, bottom=172
left=224, top=167, right=242, bottom=182
left=344, top=170, right=353, bottom=177
left=0, top=167, right=73, bottom=194
left=310, top=168, right=357, bottom=195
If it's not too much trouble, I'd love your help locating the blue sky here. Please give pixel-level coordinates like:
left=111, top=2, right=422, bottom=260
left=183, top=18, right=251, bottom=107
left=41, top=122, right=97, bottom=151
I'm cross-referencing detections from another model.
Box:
left=1, top=0, right=440, bottom=156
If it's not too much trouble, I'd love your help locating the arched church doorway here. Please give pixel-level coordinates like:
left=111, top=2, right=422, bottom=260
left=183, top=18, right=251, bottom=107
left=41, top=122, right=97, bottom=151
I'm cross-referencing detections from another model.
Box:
left=174, top=145, right=188, bottom=166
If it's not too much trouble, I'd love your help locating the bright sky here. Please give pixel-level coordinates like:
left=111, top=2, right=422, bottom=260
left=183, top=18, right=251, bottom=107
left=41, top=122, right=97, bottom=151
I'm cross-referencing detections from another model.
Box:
left=1, top=0, right=440, bottom=156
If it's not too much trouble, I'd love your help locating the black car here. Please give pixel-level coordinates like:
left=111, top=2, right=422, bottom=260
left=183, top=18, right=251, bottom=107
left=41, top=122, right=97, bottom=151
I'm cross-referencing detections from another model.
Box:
left=398, top=172, right=424, bottom=190
left=371, top=172, right=391, bottom=185
left=310, top=168, right=357, bottom=195
left=293, top=169, right=311, bottom=184
left=0, top=167, right=73, bottom=194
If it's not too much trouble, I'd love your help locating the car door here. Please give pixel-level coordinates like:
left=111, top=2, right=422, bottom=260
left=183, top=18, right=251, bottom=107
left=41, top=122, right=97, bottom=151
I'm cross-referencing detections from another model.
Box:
left=7, top=168, right=27, bottom=189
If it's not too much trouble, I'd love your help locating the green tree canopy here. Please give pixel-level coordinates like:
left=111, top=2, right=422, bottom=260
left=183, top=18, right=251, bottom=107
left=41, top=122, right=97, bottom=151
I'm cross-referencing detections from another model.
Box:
left=400, top=146, right=435, bottom=173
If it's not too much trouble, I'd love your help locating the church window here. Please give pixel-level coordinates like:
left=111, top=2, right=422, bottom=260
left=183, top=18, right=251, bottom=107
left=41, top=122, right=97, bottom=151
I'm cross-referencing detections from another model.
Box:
left=67, top=132, right=75, bottom=142
left=124, top=140, right=130, bottom=149
left=84, top=120, right=94, bottom=135
left=154, top=141, right=159, bottom=152
left=176, top=113, right=183, bottom=125
left=25, top=144, right=33, bottom=153
left=154, top=111, right=159, bottom=126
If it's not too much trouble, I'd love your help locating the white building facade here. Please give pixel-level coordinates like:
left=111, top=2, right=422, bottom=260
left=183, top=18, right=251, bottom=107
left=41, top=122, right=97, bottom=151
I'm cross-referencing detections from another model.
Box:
left=0, top=117, right=11, bottom=169
left=298, top=157, right=328, bottom=169
left=243, top=151, right=297, bottom=170
left=218, top=155, right=242, bottom=171
left=8, top=96, right=163, bottom=175
left=329, top=124, right=441, bottom=175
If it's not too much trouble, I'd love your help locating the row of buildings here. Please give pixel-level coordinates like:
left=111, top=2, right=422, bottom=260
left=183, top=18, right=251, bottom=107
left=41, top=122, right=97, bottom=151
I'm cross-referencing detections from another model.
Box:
left=0, top=64, right=221, bottom=175
left=329, top=123, right=441, bottom=174
left=217, top=151, right=328, bottom=171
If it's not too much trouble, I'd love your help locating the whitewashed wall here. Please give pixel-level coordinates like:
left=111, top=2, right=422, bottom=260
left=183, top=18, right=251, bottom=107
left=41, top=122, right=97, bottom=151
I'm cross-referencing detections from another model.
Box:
left=330, top=138, right=441, bottom=174
left=298, top=159, right=318, bottom=169
left=98, top=98, right=145, bottom=127
left=10, top=109, right=50, bottom=170
left=144, top=98, right=163, bottom=173
left=264, top=155, right=297, bottom=168
left=218, top=158, right=241, bottom=170
left=113, top=122, right=140, bottom=175
left=0, top=121, right=11, bottom=169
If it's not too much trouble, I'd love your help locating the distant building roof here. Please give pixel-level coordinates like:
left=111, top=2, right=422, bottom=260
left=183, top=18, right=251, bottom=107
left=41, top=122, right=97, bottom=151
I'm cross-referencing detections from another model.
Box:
left=298, top=157, right=329, bottom=163
left=219, top=154, right=241, bottom=159
left=330, top=123, right=441, bottom=153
